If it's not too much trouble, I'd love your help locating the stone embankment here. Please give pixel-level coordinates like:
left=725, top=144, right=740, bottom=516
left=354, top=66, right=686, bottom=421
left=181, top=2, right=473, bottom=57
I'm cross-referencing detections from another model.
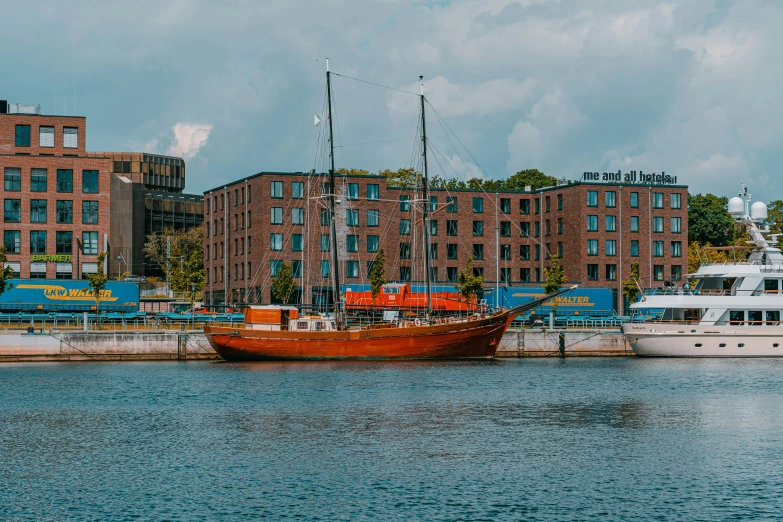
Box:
left=497, top=329, right=633, bottom=357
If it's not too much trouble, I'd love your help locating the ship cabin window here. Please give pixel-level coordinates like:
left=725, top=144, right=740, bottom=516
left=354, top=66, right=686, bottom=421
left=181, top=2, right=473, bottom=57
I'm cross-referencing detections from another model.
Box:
left=729, top=310, right=745, bottom=325
left=384, top=286, right=401, bottom=294
left=297, top=321, right=309, bottom=330
left=314, top=322, right=324, bottom=331
left=765, top=279, right=780, bottom=294
left=684, top=309, right=701, bottom=323
left=748, top=310, right=763, bottom=326
left=766, top=311, right=780, bottom=326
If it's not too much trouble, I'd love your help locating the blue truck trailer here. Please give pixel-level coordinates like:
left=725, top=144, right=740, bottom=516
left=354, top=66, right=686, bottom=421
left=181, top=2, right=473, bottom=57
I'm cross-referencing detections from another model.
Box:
left=0, top=279, right=140, bottom=313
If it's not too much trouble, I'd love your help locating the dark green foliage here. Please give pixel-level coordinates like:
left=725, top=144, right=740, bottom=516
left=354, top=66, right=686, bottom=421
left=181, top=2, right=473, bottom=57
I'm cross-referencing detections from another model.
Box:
left=688, top=193, right=735, bottom=247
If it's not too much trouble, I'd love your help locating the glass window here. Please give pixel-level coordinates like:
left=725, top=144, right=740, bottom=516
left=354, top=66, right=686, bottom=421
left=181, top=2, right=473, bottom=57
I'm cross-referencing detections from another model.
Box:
left=347, top=183, right=359, bottom=200
left=499, top=268, right=511, bottom=283
left=545, top=220, right=551, bottom=236
left=321, top=261, right=330, bottom=278
left=320, top=208, right=330, bottom=226
left=500, top=198, right=511, bottom=214
left=82, top=201, right=98, bottom=224
left=605, top=215, right=616, bottom=232
left=30, top=200, right=47, bottom=223
left=429, top=220, right=438, bottom=236
left=500, top=221, right=511, bottom=237
left=766, top=311, right=780, bottom=325
left=82, top=170, right=99, bottom=193
left=653, top=265, right=664, bottom=281
left=653, top=193, right=664, bottom=208
left=558, top=242, right=564, bottom=258
left=271, top=181, right=283, bottom=198
left=292, top=182, right=305, bottom=199
left=653, top=217, right=664, bottom=233
left=587, top=264, right=599, bottom=280
left=367, top=184, right=379, bottom=200
left=587, top=215, right=598, bottom=231
left=534, top=222, right=540, bottom=237
left=270, top=260, right=282, bottom=277
left=671, top=266, right=682, bottom=281
left=346, top=209, right=359, bottom=226
left=447, top=197, right=458, bottom=212
left=520, top=199, right=530, bottom=214
left=447, top=244, right=458, bottom=259
left=671, top=217, right=682, bottom=233
left=292, top=234, right=303, bottom=252
left=630, top=192, right=639, bottom=208
left=63, top=127, right=78, bottom=148
left=31, top=169, right=47, bottom=192
left=500, top=245, right=511, bottom=261
left=586, top=191, right=598, bottom=207
left=520, top=268, right=531, bottom=282
left=39, top=126, right=54, bottom=147
left=347, top=235, right=358, bottom=252
left=472, top=244, right=484, bottom=260
left=400, top=267, right=411, bottom=282
left=535, top=245, right=540, bottom=260
left=519, top=222, right=530, bottom=237
left=4, top=230, right=20, bottom=254
left=270, top=233, right=283, bottom=251
left=606, top=240, right=617, bottom=256
left=4, top=168, right=21, bottom=191
left=446, top=220, right=458, bottom=236
left=671, top=241, right=682, bottom=257
left=473, top=221, right=484, bottom=237
left=367, top=235, right=379, bottom=253
left=557, top=194, right=563, bottom=210
left=557, top=218, right=563, bottom=234
left=292, top=208, right=304, bottom=225
left=606, top=264, right=617, bottom=281
left=447, top=267, right=458, bottom=282
left=520, top=245, right=530, bottom=260
left=671, top=193, right=682, bottom=209
left=429, top=243, right=438, bottom=260
left=473, top=197, right=484, bottom=213
left=346, top=261, right=359, bottom=278
left=57, top=170, right=73, bottom=192
left=320, top=234, right=330, bottom=252
left=429, top=196, right=437, bottom=212
left=367, top=209, right=379, bottom=227
left=605, top=191, right=616, bottom=207
left=56, top=231, right=72, bottom=254
left=631, top=240, right=639, bottom=257
left=399, top=195, right=410, bottom=212
left=15, top=125, right=31, bottom=147
left=534, top=198, right=540, bottom=214
left=399, top=243, right=411, bottom=259
left=631, top=216, right=639, bottom=232
left=654, top=241, right=664, bottom=257
left=729, top=310, right=744, bottom=325
left=400, top=219, right=411, bottom=235
left=4, top=199, right=20, bottom=222
left=292, top=260, right=302, bottom=278
left=30, top=231, right=47, bottom=254
left=587, top=239, right=598, bottom=256
left=271, top=208, right=283, bottom=225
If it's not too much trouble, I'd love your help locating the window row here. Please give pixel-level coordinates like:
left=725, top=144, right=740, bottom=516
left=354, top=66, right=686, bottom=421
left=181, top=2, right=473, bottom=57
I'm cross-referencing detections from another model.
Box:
left=586, top=215, right=682, bottom=233
left=587, top=190, right=682, bottom=210
left=3, top=231, right=100, bottom=255
left=586, top=264, right=682, bottom=282
left=3, top=168, right=98, bottom=193
left=15, top=124, right=78, bottom=148
left=586, top=240, right=682, bottom=257
left=3, top=199, right=98, bottom=224
left=3, top=261, right=101, bottom=280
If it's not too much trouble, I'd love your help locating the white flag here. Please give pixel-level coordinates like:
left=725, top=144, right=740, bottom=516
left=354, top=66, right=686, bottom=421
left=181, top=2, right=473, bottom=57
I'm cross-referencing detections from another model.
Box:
left=314, top=114, right=321, bottom=126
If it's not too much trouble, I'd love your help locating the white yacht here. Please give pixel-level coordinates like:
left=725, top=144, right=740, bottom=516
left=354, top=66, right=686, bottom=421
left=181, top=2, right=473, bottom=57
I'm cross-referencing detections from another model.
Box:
left=622, top=185, right=783, bottom=357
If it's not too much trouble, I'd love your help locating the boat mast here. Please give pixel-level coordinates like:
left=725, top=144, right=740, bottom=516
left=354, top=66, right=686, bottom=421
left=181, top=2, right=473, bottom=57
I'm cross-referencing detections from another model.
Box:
left=420, top=76, right=432, bottom=317
left=326, top=59, right=342, bottom=327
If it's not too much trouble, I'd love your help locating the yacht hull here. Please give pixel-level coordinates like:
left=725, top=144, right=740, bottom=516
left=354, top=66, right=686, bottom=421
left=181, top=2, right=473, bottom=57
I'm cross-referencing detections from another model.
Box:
left=205, top=312, right=513, bottom=361
left=622, top=323, right=783, bottom=357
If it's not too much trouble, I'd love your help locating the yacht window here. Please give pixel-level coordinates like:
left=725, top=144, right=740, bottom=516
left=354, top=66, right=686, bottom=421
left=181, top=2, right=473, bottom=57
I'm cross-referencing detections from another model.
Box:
left=729, top=310, right=745, bottom=325
left=767, top=311, right=780, bottom=326
left=748, top=310, right=763, bottom=326
left=765, top=279, right=780, bottom=293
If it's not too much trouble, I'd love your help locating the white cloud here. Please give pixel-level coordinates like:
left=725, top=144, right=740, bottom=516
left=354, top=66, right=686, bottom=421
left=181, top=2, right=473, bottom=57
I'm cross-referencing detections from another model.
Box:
left=166, top=123, right=213, bottom=161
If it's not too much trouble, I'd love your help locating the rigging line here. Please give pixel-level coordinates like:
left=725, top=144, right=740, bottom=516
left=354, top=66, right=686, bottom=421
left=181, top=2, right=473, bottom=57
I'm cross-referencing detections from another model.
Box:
left=335, top=136, right=416, bottom=148
left=331, top=72, right=419, bottom=97
left=330, top=81, right=348, bottom=172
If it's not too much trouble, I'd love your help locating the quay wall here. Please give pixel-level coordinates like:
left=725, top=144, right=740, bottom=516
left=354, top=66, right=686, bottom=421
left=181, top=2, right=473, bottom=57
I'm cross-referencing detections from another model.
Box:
left=497, top=329, right=633, bottom=357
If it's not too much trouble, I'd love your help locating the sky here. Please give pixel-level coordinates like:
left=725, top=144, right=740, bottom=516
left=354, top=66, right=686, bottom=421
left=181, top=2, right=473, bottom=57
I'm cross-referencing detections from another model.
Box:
left=2, top=0, right=781, bottom=200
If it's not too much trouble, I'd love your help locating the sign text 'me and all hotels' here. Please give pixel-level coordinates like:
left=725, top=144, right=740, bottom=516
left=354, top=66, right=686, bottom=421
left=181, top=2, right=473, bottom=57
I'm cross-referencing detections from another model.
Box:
left=583, top=170, right=678, bottom=185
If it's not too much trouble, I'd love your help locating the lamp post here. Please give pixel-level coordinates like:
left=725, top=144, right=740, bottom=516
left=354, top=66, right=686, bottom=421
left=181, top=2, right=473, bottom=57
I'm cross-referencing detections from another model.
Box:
left=117, top=253, right=127, bottom=280
left=191, top=282, right=196, bottom=329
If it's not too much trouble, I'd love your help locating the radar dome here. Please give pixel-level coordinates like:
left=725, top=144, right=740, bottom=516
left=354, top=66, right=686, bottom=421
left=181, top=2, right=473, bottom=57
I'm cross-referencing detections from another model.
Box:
left=727, top=197, right=745, bottom=215
left=751, top=201, right=768, bottom=221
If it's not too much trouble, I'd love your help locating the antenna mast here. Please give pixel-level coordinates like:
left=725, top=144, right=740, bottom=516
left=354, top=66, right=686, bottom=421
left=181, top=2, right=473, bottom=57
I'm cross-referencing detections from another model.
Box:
left=420, top=76, right=433, bottom=317
left=326, top=59, right=343, bottom=327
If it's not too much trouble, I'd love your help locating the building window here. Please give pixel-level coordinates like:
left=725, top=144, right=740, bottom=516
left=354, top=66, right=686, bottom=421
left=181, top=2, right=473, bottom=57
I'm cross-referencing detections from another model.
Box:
left=292, top=260, right=301, bottom=278
left=400, top=219, right=411, bottom=235
left=606, top=264, right=617, bottom=281
left=15, top=125, right=31, bottom=147
left=606, top=240, right=617, bottom=256
left=271, top=181, right=283, bottom=198
left=292, top=208, right=304, bottom=225
left=367, top=184, right=379, bottom=200
left=429, top=243, right=438, bottom=260
left=366, top=209, right=380, bottom=227
left=500, top=245, right=511, bottom=261
left=671, top=193, right=682, bottom=210
left=671, top=217, right=682, bottom=233
left=631, top=240, right=639, bottom=257
left=429, top=196, right=437, bottom=212
left=31, top=169, right=47, bottom=192
left=653, top=217, right=664, bottom=233
left=473, top=266, right=484, bottom=278
left=587, top=264, right=599, bottom=281
left=500, top=221, right=511, bottom=237
left=271, top=207, right=283, bottom=225
left=472, top=244, right=484, bottom=260
left=654, top=241, right=664, bottom=257
left=56, top=231, right=73, bottom=254
left=446, top=220, right=458, bottom=236
left=367, top=235, right=379, bottom=253
left=653, top=265, right=664, bottom=281
left=587, top=239, right=598, bottom=256
left=587, top=215, right=598, bottom=231
left=447, top=244, right=458, bottom=260
left=520, top=245, right=530, bottom=260
left=399, top=195, right=410, bottom=212
left=473, top=221, right=484, bottom=237
left=499, top=268, right=511, bottom=283
left=557, top=194, right=563, bottom=210
left=672, top=265, right=683, bottom=281
left=82, top=201, right=98, bottom=224
left=520, top=268, right=531, bottom=282
left=605, top=215, right=616, bottom=232
left=545, top=220, right=551, bottom=236
left=30, top=231, right=47, bottom=254
left=4, top=231, right=20, bottom=254
left=57, top=170, right=73, bottom=192
left=630, top=216, right=639, bottom=232
left=82, top=171, right=99, bottom=193
left=519, top=222, right=530, bottom=237
left=320, top=208, right=330, bottom=226
left=55, top=262, right=72, bottom=279
left=400, top=267, right=411, bottom=281
left=557, top=218, right=563, bottom=234
left=320, top=234, right=330, bottom=252
left=346, top=235, right=358, bottom=253
left=321, top=261, right=330, bottom=278
left=39, top=126, right=54, bottom=147
left=270, top=260, right=282, bottom=277
left=605, top=191, right=616, bottom=208
left=535, top=245, right=540, bottom=261
left=343, top=261, right=358, bottom=278
left=534, top=222, right=540, bottom=238
left=292, top=182, right=305, bottom=199
left=447, top=196, right=457, bottom=212
left=671, top=241, right=682, bottom=257
left=4, top=199, right=21, bottom=222
left=270, top=234, right=283, bottom=251
left=347, top=209, right=359, bottom=226
left=429, top=220, right=438, bottom=236
left=630, top=192, right=639, bottom=208
left=30, top=200, right=47, bottom=223
left=346, top=183, right=359, bottom=201
left=653, top=193, right=664, bottom=209
left=473, top=197, right=484, bottom=213
left=292, top=234, right=303, bottom=252
left=4, top=168, right=21, bottom=191
left=545, top=196, right=551, bottom=212
left=587, top=191, right=598, bottom=207
left=500, top=198, right=511, bottom=214
left=520, top=199, right=530, bottom=214
left=428, top=267, right=438, bottom=282
left=63, top=127, right=78, bottom=148
left=400, top=243, right=411, bottom=259
left=30, top=262, right=47, bottom=279
left=534, top=198, right=540, bottom=214
left=446, top=267, right=458, bottom=282
left=558, top=242, right=564, bottom=258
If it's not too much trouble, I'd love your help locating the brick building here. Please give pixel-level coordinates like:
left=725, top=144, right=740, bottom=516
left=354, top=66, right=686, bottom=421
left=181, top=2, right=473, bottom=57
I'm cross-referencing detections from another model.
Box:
left=203, top=171, right=688, bottom=312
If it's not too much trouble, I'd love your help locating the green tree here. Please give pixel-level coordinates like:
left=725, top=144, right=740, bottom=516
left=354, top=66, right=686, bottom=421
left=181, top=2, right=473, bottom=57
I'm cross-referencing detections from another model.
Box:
left=768, top=200, right=783, bottom=235
left=369, top=248, right=386, bottom=304
left=272, top=262, right=297, bottom=304
left=688, top=193, right=735, bottom=246
left=86, top=252, right=109, bottom=323
left=622, top=261, right=641, bottom=311
left=143, top=226, right=205, bottom=294
left=0, top=246, right=14, bottom=297
left=455, top=257, right=483, bottom=305
left=430, top=175, right=466, bottom=189
left=337, top=168, right=373, bottom=176
left=380, top=168, right=422, bottom=188
left=503, top=169, right=559, bottom=190
left=543, top=254, right=567, bottom=314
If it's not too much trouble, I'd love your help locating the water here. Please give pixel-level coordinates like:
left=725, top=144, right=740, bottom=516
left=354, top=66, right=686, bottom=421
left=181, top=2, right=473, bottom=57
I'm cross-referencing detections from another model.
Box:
left=2, top=359, right=783, bottom=521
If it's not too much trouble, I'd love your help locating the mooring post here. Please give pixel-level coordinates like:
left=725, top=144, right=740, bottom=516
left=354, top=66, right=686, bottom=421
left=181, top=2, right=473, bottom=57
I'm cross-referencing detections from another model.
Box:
left=559, top=332, right=565, bottom=358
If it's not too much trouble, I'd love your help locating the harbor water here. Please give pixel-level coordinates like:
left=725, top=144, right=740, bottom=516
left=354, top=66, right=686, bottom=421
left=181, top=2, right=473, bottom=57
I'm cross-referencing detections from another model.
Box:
left=2, top=358, right=783, bottom=520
